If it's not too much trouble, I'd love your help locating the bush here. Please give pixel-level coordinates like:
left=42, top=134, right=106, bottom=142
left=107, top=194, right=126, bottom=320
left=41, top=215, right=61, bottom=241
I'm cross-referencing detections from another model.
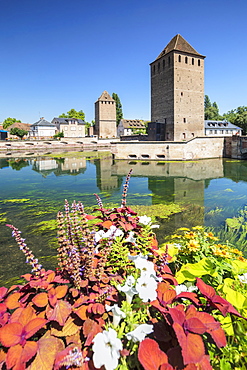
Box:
left=0, top=171, right=246, bottom=370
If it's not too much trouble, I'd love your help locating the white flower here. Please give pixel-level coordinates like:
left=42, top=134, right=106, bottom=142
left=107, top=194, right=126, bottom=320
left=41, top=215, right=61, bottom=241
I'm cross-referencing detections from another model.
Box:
left=117, top=275, right=137, bottom=304
left=238, top=273, right=247, bottom=284
left=125, top=231, right=137, bottom=245
left=135, top=275, right=158, bottom=302
left=138, top=215, right=151, bottom=225
left=175, top=284, right=197, bottom=295
left=106, top=304, right=126, bottom=326
left=126, top=324, right=153, bottom=342
left=104, top=225, right=124, bottom=239
left=133, top=255, right=156, bottom=278
left=92, top=328, right=122, bottom=370
left=150, top=224, right=160, bottom=229
left=94, top=229, right=105, bottom=243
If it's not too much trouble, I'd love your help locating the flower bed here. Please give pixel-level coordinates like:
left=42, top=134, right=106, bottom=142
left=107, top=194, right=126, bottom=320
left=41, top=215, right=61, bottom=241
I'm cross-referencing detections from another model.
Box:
left=0, top=171, right=246, bottom=370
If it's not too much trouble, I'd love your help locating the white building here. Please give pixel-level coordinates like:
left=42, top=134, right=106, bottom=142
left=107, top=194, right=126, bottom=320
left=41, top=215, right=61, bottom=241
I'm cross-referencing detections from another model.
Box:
left=205, top=121, right=242, bottom=136
left=117, top=119, right=146, bottom=137
left=29, top=118, right=56, bottom=138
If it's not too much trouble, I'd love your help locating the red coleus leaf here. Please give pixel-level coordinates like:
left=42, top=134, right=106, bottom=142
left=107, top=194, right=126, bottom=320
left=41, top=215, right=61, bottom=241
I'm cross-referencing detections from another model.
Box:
left=85, top=214, right=96, bottom=220
left=32, top=292, right=49, bottom=308
left=83, top=319, right=102, bottom=346
left=101, top=220, right=113, bottom=229
left=46, top=300, right=72, bottom=326
left=138, top=338, right=172, bottom=370
left=0, top=287, right=8, bottom=300
left=196, top=278, right=242, bottom=317
left=173, top=322, right=205, bottom=365
left=175, top=292, right=200, bottom=306
left=184, top=318, right=207, bottom=335
left=87, top=303, right=105, bottom=315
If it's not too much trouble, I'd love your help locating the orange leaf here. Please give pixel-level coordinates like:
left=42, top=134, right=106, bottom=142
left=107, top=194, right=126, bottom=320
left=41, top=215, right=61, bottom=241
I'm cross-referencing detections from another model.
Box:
left=25, top=318, right=47, bottom=340
left=51, top=317, right=79, bottom=337
left=55, top=285, right=68, bottom=299
left=75, top=305, right=88, bottom=321
left=0, top=349, right=6, bottom=362
left=0, top=322, right=23, bottom=347
left=32, top=293, right=49, bottom=308
left=138, top=338, right=170, bottom=370
left=27, top=333, right=64, bottom=370
left=83, top=319, right=101, bottom=346
left=0, top=287, right=8, bottom=299
left=46, top=300, right=72, bottom=326
left=19, top=306, right=36, bottom=327
left=101, top=220, right=113, bottom=229
left=5, top=292, right=21, bottom=310
left=6, top=344, right=22, bottom=369
left=21, top=341, right=38, bottom=363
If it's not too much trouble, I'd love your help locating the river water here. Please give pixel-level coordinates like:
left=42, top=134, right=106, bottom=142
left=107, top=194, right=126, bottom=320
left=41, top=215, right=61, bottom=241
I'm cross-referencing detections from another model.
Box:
left=1, top=154, right=247, bottom=285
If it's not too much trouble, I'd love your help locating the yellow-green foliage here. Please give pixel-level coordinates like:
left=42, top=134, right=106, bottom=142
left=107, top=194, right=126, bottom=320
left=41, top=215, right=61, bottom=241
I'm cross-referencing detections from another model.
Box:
left=130, top=203, right=182, bottom=219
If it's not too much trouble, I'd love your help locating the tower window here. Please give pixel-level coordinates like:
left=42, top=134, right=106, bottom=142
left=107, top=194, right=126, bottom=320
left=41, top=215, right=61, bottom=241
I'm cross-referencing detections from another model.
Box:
left=192, top=58, right=194, bottom=65
left=178, top=55, right=181, bottom=62
left=153, top=65, right=155, bottom=74
left=198, top=59, right=200, bottom=66
left=158, top=62, right=160, bottom=72
left=185, top=56, right=188, bottom=64
left=168, top=56, right=170, bottom=66
left=183, top=118, right=186, bottom=123
left=163, top=59, right=165, bottom=69
left=181, top=92, right=183, bottom=96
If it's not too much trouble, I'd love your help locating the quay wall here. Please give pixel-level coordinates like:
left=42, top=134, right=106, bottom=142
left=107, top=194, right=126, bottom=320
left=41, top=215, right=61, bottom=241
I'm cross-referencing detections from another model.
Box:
left=111, top=137, right=225, bottom=161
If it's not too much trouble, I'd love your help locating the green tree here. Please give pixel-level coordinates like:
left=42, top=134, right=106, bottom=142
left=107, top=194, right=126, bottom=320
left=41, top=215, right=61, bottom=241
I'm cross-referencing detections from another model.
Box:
left=204, top=95, right=222, bottom=120
left=59, top=109, right=85, bottom=121
left=3, top=117, right=21, bottom=129
left=112, top=93, right=123, bottom=126
left=204, top=95, right=211, bottom=110
left=223, top=106, right=247, bottom=134
left=9, top=127, right=28, bottom=139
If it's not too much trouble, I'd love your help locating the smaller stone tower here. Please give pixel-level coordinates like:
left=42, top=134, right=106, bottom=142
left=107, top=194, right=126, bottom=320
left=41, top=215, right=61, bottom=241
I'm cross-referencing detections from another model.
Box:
left=94, top=91, right=117, bottom=138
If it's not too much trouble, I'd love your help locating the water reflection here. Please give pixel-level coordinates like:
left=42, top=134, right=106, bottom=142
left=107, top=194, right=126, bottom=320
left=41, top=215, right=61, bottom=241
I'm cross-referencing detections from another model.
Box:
left=1, top=155, right=247, bottom=286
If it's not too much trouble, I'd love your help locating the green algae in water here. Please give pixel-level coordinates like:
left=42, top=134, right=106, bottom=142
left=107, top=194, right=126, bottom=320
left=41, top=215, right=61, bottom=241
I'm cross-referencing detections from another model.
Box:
left=1, top=198, right=30, bottom=203
left=130, top=203, right=182, bottom=219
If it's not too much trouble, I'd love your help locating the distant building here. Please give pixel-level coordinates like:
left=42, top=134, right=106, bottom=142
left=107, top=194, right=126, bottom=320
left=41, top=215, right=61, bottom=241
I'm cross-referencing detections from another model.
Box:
left=147, top=122, right=166, bottom=141
left=117, top=119, right=146, bottom=137
left=0, top=127, right=8, bottom=140
left=150, top=34, right=205, bottom=141
left=52, top=117, right=86, bottom=138
left=205, top=120, right=242, bottom=136
left=6, top=122, right=31, bottom=139
left=30, top=118, right=56, bottom=138
left=94, top=91, right=117, bottom=138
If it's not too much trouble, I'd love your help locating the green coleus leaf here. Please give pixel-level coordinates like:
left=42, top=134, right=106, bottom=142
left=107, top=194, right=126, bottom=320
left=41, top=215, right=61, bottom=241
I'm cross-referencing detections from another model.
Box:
left=223, top=285, right=247, bottom=310
left=176, top=258, right=217, bottom=284
left=226, top=259, right=247, bottom=275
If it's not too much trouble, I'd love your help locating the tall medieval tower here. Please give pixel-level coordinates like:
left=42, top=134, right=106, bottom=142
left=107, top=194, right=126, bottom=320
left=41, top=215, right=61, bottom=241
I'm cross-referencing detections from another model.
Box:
left=94, top=91, right=117, bottom=138
left=150, top=34, right=205, bottom=141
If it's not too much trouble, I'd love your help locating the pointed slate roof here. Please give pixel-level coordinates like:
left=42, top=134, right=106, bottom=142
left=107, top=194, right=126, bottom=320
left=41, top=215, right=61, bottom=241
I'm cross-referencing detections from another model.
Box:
left=97, top=90, right=115, bottom=102
left=154, top=34, right=205, bottom=61
left=30, top=118, right=56, bottom=127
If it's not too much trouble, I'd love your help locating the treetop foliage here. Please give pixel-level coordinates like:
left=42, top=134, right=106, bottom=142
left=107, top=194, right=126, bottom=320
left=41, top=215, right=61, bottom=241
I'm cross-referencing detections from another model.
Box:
left=112, top=93, right=123, bottom=126
left=3, top=117, right=21, bottom=129
left=59, top=109, right=85, bottom=121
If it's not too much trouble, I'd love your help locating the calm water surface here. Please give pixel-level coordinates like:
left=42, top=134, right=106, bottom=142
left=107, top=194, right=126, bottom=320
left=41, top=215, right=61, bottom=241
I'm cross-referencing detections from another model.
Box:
left=1, top=154, right=247, bottom=285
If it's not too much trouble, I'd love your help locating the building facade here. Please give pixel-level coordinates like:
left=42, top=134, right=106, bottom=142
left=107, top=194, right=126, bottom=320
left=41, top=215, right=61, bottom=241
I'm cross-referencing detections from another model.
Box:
left=52, top=117, right=86, bottom=138
left=205, top=120, right=242, bottom=136
left=94, top=91, right=117, bottom=138
left=150, top=34, right=205, bottom=141
left=30, top=118, right=56, bottom=138
left=117, top=119, right=146, bottom=137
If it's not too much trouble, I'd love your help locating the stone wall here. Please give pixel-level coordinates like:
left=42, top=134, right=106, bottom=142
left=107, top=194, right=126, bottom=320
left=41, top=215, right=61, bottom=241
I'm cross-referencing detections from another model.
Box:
left=111, top=136, right=225, bottom=161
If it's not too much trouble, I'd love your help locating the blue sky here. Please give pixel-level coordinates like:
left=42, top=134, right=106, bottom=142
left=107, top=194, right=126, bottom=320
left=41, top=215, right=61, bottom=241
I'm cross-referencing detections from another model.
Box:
left=0, top=0, right=246, bottom=124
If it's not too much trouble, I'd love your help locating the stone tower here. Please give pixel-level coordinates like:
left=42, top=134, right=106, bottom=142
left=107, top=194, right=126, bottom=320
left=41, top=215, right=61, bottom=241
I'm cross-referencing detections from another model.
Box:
left=94, top=91, right=117, bottom=138
left=150, top=34, right=205, bottom=141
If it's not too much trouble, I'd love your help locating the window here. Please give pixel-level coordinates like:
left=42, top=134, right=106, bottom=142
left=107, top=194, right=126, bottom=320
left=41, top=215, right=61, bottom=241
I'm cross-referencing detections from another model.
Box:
left=183, top=118, right=186, bottom=123
left=158, top=62, right=160, bottom=72
left=214, top=130, right=217, bottom=134
left=192, top=58, right=194, bottom=65
left=185, top=56, right=188, bottom=64
left=163, top=59, right=165, bottom=69
left=168, top=56, right=170, bottom=66
left=181, top=92, right=183, bottom=96
left=153, top=65, right=155, bottom=74
left=198, top=60, right=200, bottom=66
left=178, top=55, right=181, bottom=62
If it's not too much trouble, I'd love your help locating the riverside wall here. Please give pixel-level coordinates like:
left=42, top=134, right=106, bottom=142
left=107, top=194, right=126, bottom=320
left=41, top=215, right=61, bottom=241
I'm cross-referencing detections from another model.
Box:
left=0, top=136, right=245, bottom=160
left=111, top=137, right=226, bottom=161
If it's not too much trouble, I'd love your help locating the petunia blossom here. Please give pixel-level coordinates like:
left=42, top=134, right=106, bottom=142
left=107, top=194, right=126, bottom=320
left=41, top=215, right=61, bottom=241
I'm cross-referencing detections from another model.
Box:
left=133, top=255, right=156, bottom=278
left=175, top=284, right=197, bottom=295
left=92, top=328, right=123, bottom=370
left=106, top=304, right=126, bottom=326
left=125, top=231, right=137, bottom=245
left=117, top=275, right=137, bottom=304
left=126, top=323, right=153, bottom=342
left=138, top=215, right=152, bottom=225
left=238, top=273, right=247, bottom=284
left=135, top=275, right=158, bottom=302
